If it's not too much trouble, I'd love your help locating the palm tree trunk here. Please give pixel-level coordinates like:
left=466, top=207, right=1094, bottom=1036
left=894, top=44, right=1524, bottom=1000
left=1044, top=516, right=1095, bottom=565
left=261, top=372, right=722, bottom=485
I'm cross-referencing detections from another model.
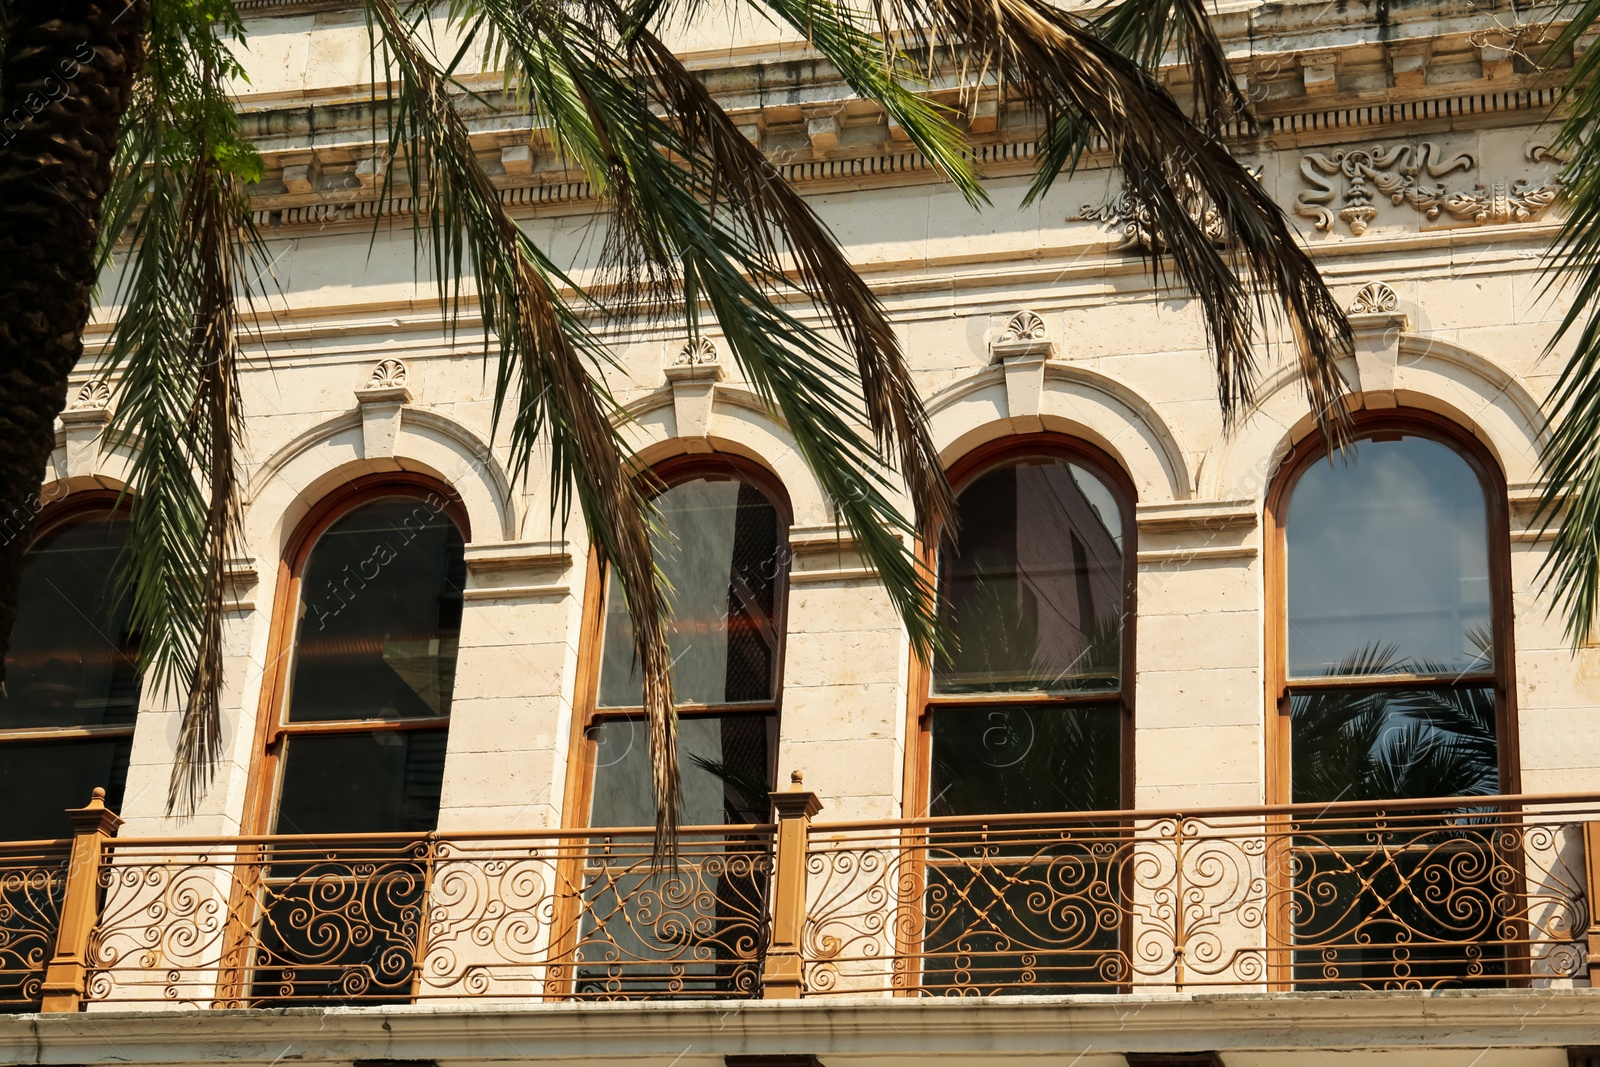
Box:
left=0, top=1, right=146, bottom=684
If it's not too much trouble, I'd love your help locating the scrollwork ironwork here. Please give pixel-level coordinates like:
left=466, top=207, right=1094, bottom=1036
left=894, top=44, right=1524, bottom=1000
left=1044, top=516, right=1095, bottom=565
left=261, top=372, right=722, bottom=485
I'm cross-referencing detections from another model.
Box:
left=802, top=802, right=1590, bottom=995
left=0, top=846, right=68, bottom=1011
left=85, top=829, right=773, bottom=1005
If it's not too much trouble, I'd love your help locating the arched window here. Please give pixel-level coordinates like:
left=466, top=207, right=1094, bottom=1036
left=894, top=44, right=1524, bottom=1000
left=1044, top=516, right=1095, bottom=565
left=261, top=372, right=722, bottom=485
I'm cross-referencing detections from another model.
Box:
left=580, top=457, right=789, bottom=828
left=921, top=441, right=1135, bottom=817
left=566, top=456, right=787, bottom=1000
left=910, top=438, right=1135, bottom=997
left=0, top=497, right=139, bottom=840
left=1267, top=414, right=1516, bottom=990
left=1269, top=416, right=1513, bottom=803
left=254, top=481, right=468, bottom=837
left=243, top=478, right=466, bottom=1005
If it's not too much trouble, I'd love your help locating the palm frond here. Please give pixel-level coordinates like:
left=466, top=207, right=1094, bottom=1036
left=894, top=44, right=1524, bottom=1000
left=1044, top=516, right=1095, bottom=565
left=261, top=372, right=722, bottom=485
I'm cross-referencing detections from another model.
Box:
left=463, top=1, right=953, bottom=654
left=1090, top=0, right=1251, bottom=136
left=1533, top=0, right=1600, bottom=645
left=362, top=0, right=683, bottom=848
left=811, top=0, right=1352, bottom=439
left=98, top=0, right=262, bottom=816
left=632, top=28, right=956, bottom=564
left=749, top=0, right=985, bottom=205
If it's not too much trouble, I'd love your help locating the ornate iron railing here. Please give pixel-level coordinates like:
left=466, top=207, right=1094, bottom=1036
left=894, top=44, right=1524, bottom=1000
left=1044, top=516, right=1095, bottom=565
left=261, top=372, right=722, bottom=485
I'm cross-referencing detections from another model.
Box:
left=18, top=791, right=1600, bottom=1009
left=0, top=841, right=68, bottom=1012
left=78, top=824, right=773, bottom=1007
left=800, top=797, right=1600, bottom=995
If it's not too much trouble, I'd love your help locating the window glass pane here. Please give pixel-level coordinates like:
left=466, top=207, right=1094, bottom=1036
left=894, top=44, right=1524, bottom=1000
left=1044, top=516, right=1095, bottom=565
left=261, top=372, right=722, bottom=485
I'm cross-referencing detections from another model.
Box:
left=599, top=477, right=782, bottom=708
left=929, top=703, right=1121, bottom=816
left=935, top=459, right=1125, bottom=694
left=1289, top=685, right=1500, bottom=804
left=0, top=737, right=131, bottom=839
left=589, top=714, right=774, bottom=827
left=1287, top=435, right=1493, bottom=677
left=0, top=515, right=139, bottom=730
left=273, top=728, right=447, bottom=834
left=287, top=498, right=465, bottom=723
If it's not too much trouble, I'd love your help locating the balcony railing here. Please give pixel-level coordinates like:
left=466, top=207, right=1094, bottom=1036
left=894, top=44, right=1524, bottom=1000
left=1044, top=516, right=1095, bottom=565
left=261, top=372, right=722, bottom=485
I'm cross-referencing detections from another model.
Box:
left=10, top=788, right=1600, bottom=1011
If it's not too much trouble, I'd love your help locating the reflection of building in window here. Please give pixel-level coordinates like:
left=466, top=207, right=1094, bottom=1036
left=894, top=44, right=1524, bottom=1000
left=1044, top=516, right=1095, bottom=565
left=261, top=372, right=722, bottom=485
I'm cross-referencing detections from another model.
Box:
left=267, top=495, right=465, bottom=835
left=936, top=458, right=1123, bottom=696
left=0, top=503, right=140, bottom=841
left=590, top=471, right=787, bottom=827
left=574, top=463, right=788, bottom=999
left=246, top=490, right=466, bottom=1006
left=918, top=447, right=1134, bottom=996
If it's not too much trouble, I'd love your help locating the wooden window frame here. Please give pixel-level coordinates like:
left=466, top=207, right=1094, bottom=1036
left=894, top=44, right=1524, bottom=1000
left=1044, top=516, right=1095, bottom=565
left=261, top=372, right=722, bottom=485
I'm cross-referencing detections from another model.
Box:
left=895, top=434, right=1139, bottom=997
left=1262, top=410, right=1523, bottom=992
left=242, top=473, right=471, bottom=838
left=1263, top=409, right=1521, bottom=807
left=0, top=490, right=139, bottom=833
left=905, top=434, right=1140, bottom=818
left=562, top=452, right=794, bottom=833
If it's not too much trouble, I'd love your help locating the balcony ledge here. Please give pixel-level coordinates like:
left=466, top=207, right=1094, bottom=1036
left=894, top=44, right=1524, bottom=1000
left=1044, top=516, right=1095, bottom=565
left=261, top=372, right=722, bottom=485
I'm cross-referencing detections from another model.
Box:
left=6, top=988, right=1597, bottom=1066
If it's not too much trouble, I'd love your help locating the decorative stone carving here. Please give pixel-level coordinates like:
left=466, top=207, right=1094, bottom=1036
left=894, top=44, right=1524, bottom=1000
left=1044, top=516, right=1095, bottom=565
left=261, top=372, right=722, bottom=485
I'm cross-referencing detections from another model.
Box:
left=59, top=381, right=112, bottom=481
left=989, top=312, right=1055, bottom=424
left=71, top=380, right=112, bottom=410
left=1527, top=142, right=1570, bottom=165
left=666, top=337, right=726, bottom=446
left=366, top=357, right=409, bottom=389
left=997, top=310, right=1047, bottom=345
left=1349, top=282, right=1400, bottom=315
left=1072, top=171, right=1257, bottom=252
left=356, top=358, right=411, bottom=459
left=675, top=338, right=719, bottom=367
left=1296, top=141, right=1563, bottom=236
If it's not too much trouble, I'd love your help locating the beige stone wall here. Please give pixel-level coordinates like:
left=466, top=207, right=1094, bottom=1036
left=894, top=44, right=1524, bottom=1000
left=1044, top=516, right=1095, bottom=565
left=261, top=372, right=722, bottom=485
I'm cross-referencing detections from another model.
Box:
left=67, top=0, right=1600, bottom=839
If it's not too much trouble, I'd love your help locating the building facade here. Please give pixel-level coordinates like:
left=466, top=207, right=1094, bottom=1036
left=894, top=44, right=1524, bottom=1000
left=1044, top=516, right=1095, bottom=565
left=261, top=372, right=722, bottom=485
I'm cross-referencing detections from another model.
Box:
left=4, top=0, right=1600, bottom=1063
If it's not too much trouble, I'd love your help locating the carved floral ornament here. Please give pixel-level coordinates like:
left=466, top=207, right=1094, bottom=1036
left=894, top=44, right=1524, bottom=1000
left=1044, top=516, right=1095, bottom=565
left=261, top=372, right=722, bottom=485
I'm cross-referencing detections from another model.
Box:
left=1295, top=140, right=1564, bottom=236
left=1070, top=169, right=1258, bottom=252
left=1349, top=281, right=1400, bottom=315
left=998, top=310, right=1047, bottom=344
left=675, top=337, right=719, bottom=366
left=71, top=380, right=112, bottom=410
left=366, top=357, right=409, bottom=389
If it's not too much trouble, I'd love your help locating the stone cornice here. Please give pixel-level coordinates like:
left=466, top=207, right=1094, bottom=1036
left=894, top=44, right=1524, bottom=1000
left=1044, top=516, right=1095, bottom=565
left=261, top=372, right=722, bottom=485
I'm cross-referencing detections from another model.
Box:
left=11, top=989, right=1600, bottom=1062
left=219, top=0, right=1572, bottom=236
left=235, top=84, right=1565, bottom=241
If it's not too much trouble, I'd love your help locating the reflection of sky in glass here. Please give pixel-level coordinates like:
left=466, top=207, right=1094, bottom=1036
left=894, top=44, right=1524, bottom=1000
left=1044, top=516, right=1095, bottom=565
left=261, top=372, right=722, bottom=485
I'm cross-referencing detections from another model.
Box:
left=1287, top=436, right=1493, bottom=677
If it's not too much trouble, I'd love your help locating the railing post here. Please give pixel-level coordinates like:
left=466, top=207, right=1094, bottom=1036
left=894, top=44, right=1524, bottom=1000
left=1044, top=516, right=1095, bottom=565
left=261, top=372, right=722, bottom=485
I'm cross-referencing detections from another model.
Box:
left=40, top=788, right=121, bottom=1012
left=1586, top=820, right=1600, bottom=984
left=763, top=771, right=822, bottom=999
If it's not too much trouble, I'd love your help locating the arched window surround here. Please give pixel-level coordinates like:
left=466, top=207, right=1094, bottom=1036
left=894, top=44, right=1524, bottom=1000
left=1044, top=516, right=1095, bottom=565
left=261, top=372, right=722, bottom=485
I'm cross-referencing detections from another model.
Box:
left=1263, top=409, right=1521, bottom=806
left=244, top=472, right=470, bottom=837
left=562, top=451, right=793, bottom=831
left=905, top=433, right=1139, bottom=818
left=0, top=489, right=138, bottom=840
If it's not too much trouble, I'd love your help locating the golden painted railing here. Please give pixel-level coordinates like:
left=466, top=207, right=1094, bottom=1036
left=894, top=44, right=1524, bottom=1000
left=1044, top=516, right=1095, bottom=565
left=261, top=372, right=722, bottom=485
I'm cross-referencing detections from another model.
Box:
left=62, top=812, right=773, bottom=1007
left=0, top=839, right=69, bottom=1011
left=798, top=795, right=1600, bottom=995
left=18, top=789, right=1600, bottom=1009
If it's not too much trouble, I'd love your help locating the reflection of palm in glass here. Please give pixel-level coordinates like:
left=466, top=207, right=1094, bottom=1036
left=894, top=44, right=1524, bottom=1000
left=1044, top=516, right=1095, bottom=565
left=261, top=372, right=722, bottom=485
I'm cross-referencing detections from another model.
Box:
left=1289, top=633, right=1506, bottom=990
left=1290, top=634, right=1499, bottom=806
